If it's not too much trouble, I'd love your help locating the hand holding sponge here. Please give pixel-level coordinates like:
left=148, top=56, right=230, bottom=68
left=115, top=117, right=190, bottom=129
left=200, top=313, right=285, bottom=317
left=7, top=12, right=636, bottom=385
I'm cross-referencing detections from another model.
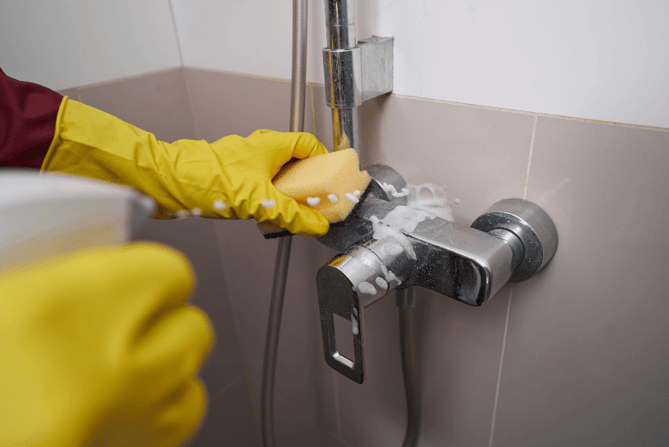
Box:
left=258, top=148, right=371, bottom=237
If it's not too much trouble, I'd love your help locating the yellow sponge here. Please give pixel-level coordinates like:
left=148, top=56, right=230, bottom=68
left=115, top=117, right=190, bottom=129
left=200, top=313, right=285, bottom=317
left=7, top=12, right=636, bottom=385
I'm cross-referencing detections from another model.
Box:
left=259, top=148, right=371, bottom=236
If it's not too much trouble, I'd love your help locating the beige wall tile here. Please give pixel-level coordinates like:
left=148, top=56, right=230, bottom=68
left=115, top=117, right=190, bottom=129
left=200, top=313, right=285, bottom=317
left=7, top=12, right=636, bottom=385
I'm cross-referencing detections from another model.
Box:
left=73, top=67, right=669, bottom=446
left=493, top=118, right=669, bottom=446
left=195, top=375, right=259, bottom=446
left=212, top=220, right=342, bottom=440
left=184, top=69, right=293, bottom=141
left=73, top=68, right=196, bottom=142
left=198, top=71, right=538, bottom=445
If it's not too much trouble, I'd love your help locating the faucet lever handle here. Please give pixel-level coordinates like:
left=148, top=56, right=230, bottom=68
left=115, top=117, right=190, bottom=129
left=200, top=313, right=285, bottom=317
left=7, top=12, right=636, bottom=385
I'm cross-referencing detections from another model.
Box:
left=317, top=258, right=366, bottom=383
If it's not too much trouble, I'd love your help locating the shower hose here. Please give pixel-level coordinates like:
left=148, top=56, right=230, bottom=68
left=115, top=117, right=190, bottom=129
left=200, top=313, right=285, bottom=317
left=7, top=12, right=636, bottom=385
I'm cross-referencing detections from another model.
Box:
left=260, top=1, right=419, bottom=446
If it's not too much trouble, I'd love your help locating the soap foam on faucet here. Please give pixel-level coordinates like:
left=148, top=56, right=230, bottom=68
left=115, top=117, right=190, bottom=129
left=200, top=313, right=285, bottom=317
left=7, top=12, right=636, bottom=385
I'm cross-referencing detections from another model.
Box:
left=384, top=243, right=404, bottom=256
left=375, top=277, right=388, bottom=289
left=369, top=206, right=435, bottom=260
left=357, top=281, right=377, bottom=295
left=351, top=313, right=359, bottom=335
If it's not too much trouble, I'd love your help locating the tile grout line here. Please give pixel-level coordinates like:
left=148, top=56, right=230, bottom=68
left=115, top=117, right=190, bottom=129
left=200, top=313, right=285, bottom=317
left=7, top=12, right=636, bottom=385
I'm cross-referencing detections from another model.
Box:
left=210, top=225, right=263, bottom=447
left=180, top=67, right=201, bottom=139
left=332, top=365, right=345, bottom=442
left=324, top=238, right=346, bottom=444
left=210, top=373, right=244, bottom=401
left=489, top=286, right=514, bottom=447
left=523, top=115, right=538, bottom=200
left=167, top=0, right=185, bottom=67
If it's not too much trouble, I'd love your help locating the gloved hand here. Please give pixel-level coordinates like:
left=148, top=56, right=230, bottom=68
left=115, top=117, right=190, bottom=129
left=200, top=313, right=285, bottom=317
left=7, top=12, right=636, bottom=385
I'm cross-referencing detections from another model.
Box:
left=41, top=97, right=330, bottom=236
left=0, top=243, right=213, bottom=447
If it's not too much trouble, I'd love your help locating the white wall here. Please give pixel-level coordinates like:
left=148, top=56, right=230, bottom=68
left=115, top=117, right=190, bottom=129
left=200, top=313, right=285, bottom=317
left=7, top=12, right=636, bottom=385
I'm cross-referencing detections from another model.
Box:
left=172, top=0, right=669, bottom=129
left=0, top=0, right=182, bottom=91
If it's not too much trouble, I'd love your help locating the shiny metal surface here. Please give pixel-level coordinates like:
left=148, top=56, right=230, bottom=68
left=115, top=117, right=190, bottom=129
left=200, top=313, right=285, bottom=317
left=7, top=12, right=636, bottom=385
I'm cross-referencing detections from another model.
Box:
left=261, top=1, right=308, bottom=446
left=366, top=164, right=409, bottom=206
left=471, top=198, right=558, bottom=282
left=324, top=0, right=359, bottom=152
left=331, top=107, right=359, bottom=152
left=323, top=37, right=393, bottom=109
left=323, top=47, right=362, bottom=108
left=359, top=37, right=394, bottom=102
left=323, top=0, right=393, bottom=154
left=324, top=0, right=356, bottom=49
left=317, top=173, right=559, bottom=383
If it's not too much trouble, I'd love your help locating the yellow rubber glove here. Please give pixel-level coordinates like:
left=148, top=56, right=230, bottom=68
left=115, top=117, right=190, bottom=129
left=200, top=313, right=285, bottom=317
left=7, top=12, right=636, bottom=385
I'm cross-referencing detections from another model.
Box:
left=0, top=243, right=213, bottom=447
left=41, top=97, right=330, bottom=236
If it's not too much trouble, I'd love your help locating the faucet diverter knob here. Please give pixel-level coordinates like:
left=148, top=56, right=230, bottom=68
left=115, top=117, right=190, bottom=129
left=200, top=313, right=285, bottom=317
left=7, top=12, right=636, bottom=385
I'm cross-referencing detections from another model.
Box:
left=471, top=199, right=558, bottom=283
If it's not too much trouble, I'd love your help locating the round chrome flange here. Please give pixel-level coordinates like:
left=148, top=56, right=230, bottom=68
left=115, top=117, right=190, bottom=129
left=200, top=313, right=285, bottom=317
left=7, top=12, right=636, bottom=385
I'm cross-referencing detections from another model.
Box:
left=471, top=198, right=558, bottom=283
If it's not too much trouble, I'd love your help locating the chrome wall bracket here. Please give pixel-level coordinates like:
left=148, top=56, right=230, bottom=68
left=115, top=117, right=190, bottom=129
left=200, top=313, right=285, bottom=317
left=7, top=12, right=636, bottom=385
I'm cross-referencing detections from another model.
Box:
left=323, top=36, right=394, bottom=108
left=316, top=167, right=558, bottom=383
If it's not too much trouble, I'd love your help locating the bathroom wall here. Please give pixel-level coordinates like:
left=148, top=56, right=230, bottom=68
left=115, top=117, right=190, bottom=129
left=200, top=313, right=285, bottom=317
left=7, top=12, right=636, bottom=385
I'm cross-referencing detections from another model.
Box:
left=171, top=0, right=669, bottom=128
left=4, top=0, right=669, bottom=446
left=0, top=0, right=181, bottom=90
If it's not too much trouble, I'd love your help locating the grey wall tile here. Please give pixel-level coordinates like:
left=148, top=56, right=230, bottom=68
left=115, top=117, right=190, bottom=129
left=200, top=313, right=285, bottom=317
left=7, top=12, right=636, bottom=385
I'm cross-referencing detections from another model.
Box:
left=74, top=68, right=196, bottom=142
left=186, top=67, right=341, bottom=438
left=492, top=118, right=669, bottom=446
left=195, top=375, right=259, bottom=447
left=212, top=220, right=342, bottom=441
left=184, top=69, right=293, bottom=141
left=195, top=72, right=538, bottom=446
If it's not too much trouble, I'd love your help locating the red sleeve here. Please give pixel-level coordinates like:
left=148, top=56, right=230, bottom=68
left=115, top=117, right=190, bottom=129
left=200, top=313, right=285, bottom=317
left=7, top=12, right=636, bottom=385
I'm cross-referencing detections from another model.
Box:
left=0, top=68, right=64, bottom=169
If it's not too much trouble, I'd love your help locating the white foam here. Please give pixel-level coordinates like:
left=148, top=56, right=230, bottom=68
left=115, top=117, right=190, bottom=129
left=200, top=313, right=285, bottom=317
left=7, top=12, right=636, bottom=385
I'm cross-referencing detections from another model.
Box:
left=328, top=194, right=338, bottom=203
left=191, top=207, right=202, bottom=217
left=369, top=215, right=416, bottom=259
left=345, top=192, right=359, bottom=204
left=384, top=243, right=404, bottom=256
left=357, top=281, right=377, bottom=295
left=380, top=264, right=402, bottom=286
left=382, top=182, right=398, bottom=195
left=261, top=200, right=275, bottom=209
left=353, top=189, right=361, bottom=198
left=213, top=200, right=227, bottom=210
left=351, top=313, right=359, bottom=335
left=307, top=197, right=321, bottom=206
left=375, top=277, right=388, bottom=289
left=406, top=184, right=454, bottom=221
left=392, top=187, right=410, bottom=198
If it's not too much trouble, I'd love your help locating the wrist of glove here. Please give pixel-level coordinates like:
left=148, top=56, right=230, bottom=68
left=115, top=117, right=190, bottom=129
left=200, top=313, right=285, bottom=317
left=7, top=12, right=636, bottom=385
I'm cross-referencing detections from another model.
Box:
left=0, top=243, right=213, bottom=447
left=42, top=97, right=330, bottom=236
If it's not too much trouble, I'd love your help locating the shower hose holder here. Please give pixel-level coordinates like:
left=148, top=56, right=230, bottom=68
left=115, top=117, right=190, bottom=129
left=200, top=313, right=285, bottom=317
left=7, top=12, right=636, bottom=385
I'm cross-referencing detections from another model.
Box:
left=316, top=166, right=558, bottom=383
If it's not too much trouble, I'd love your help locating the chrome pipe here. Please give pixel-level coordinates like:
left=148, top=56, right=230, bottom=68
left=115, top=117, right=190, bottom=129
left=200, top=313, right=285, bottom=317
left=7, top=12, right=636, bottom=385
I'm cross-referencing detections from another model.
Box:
left=261, top=1, right=308, bottom=446
left=289, top=0, right=309, bottom=133
left=324, top=0, right=360, bottom=153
